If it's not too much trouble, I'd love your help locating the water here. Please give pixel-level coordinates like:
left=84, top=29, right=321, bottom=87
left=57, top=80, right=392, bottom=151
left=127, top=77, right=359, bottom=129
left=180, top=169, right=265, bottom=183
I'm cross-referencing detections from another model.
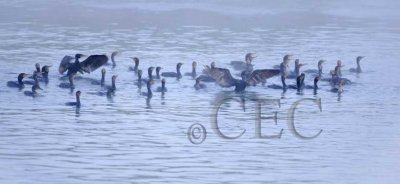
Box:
left=0, top=0, right=400, bottom=183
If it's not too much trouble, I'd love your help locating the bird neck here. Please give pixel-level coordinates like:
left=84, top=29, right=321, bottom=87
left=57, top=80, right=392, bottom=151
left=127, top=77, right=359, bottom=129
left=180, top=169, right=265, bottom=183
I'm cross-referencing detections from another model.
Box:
left=148, top=70, right=153, bottom=79
left=75, top=57, right=80, bottom=64
left=295, top=66, right=300, bottom=76
left=281, top=76, right=287, bottom=88
left=101, top=73, right=105, bottom=85
left=134, top=62, right=139, bottom=70
left=176, top=66, right=181, bottom=76
left=111, top=79, right=116, bottom=89
left=18, top=76, right=24, bottom=85
left=156, top=70, right=160, bottom=78
left=192, top=67, right=196, bottom=76
left=162, top=82, right=165, bottom=89
left=314, top=80, right=318, bottom=90
left=111, top=56, right=116, bottom=66
left=147, top=83, right=152, bottom=95
left=76, top=95, right=81, bottom=106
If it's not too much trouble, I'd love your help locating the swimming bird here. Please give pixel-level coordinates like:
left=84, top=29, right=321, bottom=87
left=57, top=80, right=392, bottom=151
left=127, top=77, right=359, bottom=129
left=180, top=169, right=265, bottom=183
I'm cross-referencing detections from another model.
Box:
left=349, top=56, right=365, bottom=73
left=7, top=73, right=29, bottom=89
left=155, top=67, right=162, bottom=79
left=161, top=63, right=183, bottom=79
left=66, top=91, right=81, bottom=107
left=230, top=53, right=256, bottom=71
left=41, top=65, right=51, bottom=82
left=184, top=61, right=197, bottom=79
left=141, top=79, right=154, bottom=98
left=288, top=59, right=306, bottom=79
left=135, top=70, right=146, bottom=87
left=110, top=51, right=118, bottom=67
left=156, top=78, right=168, bottom=92
left=106, top=75, right=118, bottom=97
left=334, top=60, right=343, bottom=77
left=241, top=69, right=280, bottom=86
left=129, top=57, right=140, bottom=72
left=304, top=60, right=326, bottom=77
left=24, top=85, right=42, bottom=97
left=280, top=54, right=293, bottom=89
left=203, top=65, right=247, bottom=92
left=59, top=54, right=108, bottom=76
left=59, top=74, right=75, bottom=89
left=91, top=68, right=106, bottom=86
left=194, top=77, right=207, bottom=90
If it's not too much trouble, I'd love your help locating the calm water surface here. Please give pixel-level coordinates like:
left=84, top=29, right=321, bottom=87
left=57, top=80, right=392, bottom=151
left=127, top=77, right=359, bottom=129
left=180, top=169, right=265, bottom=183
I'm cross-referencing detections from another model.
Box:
left=0, top=0, right=399, bottom=183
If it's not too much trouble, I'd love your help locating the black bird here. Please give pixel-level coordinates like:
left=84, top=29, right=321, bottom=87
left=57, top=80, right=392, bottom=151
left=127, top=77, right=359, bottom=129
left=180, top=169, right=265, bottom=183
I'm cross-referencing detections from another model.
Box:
left=7, top=73, right=29, bottom=89
left=194, top=77, right=207, bottom=90
left=41, top=65, right=51, bottom=83
left=59, top=54, right=108, bottom=76
left=91, top=68, right=106, bottom=87
left=135, top=70, right=146, bottom=87
left=59, top=74, right=75, bottom=89
left=162, top=63, right=183, bottom=79
left=155, top=66, right=162, bottom=79
left=241, top=69, right=281, bottom=86
left=184, top=61, right=197, bottom=79
left=203, top=65, right=247, bottom=92
left=24, top=85, right=42, bottom=97
left=141, top=79, right=154, bottom=98
left=106, top=75, right=118, bottom=97
left=110, top=51, right=118, bottom=67
left=230, top=53, right=256, bottom=71
left=349, top=56, right=365, bottom=73
left=156, top=78, right=168, bottom=92
left=66, top=91, right=81, bottom=107
left=129, top=57, right=140, bottom=72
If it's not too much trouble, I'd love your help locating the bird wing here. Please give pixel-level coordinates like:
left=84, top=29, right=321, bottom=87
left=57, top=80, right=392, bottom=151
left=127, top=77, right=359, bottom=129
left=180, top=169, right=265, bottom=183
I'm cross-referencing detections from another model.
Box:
left=80, top=55, right=109, bottom=73
left=59, top=55, right=74, bottom=74
left=208, top=67, right=236, bottom=87
left=246, top=69, right=280, bottom=85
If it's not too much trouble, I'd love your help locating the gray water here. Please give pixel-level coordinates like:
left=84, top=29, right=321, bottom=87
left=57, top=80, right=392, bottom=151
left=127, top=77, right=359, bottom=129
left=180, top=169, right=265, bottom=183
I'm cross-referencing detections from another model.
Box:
left=0, top=0, right=400, bottom=183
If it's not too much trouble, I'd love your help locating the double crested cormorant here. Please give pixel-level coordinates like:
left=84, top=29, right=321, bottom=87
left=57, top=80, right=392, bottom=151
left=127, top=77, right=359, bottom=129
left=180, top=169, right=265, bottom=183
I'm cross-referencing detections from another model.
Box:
left=91, top=68, right=106, bottom=86
left=111, top=51, right=118, bottom=67
left=156, top=78, right=168, bottom=92
left=155, top=67, right=162, bottom=79
left=59, top=74, right=75, bottom=89
left=129, top=57, right=140, bottom=72
left=203, top=65, right=246, bottom=92
left=59, top=54, right=108, bottom=76
left=296, top=73, right=305, bottom=92
left=349, top=56, right=364, bottom=73
left=135, top=70, right=146, bottom=87
left=162, top=63, right=183, bottom=79
left=241, top=69, right=280, bottom=86
left=288, top=59, right=306, bottom=78
left=41, top=65, right=51, bottom=82
left=280, top=54, right=293, bottom=89
left=24, top=85, right=42, bottom=97
left=141, top=79, right=154, bottom=98
left=194, top=77, right=207, bottom=90
left=230, top=53, right=256, bottom=71
left=334, top=60, right=343, bottom=77
left=7, top=73, right=29, bottom=89
left=184, top=61, right=197, bottom=79
left=106, top=75, right=117, bottom=97
left=66, top=91, right=81, bottom=107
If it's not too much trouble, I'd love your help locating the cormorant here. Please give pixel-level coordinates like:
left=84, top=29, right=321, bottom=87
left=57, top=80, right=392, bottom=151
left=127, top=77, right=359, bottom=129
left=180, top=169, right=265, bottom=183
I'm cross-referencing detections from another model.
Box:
left=194, top=77, right=207, bottom=90
left=91, top=68, right=106, bottom=86
left=349, top=56, right=365, bottom=73
left=230, top=53, right=256, bottom=71
left=59, top=54, right=108, bottom=76
left=141, top=79, right=154, bottom=98
left=156, top=78, right=167, bottom=92
left=155, top=67, right=162, bottom=79
left=66, top=91, right=81, bottom=107
left=24, top=85, right=42, bottom=97
left=129, top=57, right=140, bottom=72
left=7, top=73, right=29, bottom=89
left=161, top=63, right=183, bottom=79
left=184, top=61, right=197, bottom=79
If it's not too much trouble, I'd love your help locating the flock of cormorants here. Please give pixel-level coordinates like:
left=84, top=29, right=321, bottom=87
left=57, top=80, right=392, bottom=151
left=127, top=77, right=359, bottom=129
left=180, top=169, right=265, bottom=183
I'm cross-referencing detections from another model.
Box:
left=6, top=52, right=364, bottom=108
